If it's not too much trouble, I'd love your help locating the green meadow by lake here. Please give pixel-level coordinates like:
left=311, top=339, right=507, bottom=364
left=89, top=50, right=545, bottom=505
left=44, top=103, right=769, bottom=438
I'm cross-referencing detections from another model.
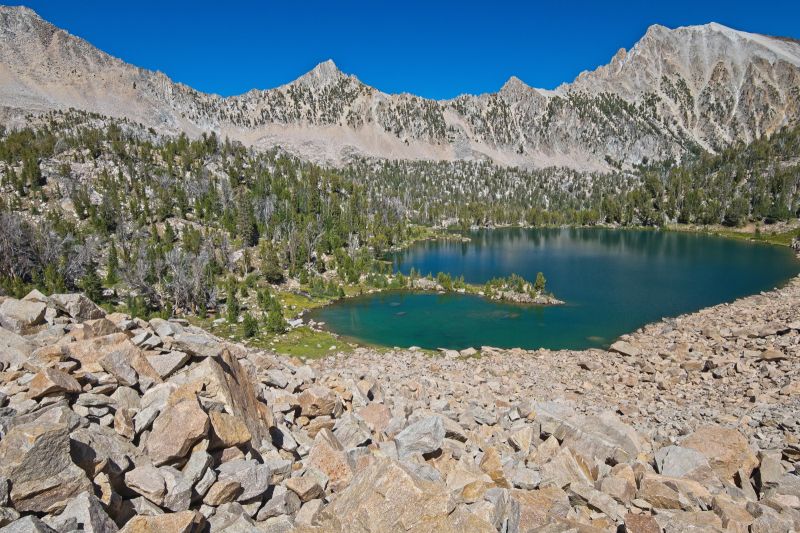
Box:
left=311, top=228, right=800, bottom=351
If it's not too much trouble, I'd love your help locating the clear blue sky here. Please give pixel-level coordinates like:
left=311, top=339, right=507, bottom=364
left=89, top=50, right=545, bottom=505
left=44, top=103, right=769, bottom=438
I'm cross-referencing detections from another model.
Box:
left=9, top=0, right=800, bottom=99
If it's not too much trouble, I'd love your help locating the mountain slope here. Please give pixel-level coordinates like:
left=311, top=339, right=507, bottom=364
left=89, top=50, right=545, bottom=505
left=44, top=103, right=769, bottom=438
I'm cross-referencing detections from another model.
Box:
left=1, top=5, right=799, bottom=170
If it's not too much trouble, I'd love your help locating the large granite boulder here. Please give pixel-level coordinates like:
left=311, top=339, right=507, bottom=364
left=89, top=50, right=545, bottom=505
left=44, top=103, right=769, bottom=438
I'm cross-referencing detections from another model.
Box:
left=681, top=425, right=758, bottom=483
left=169, top=349, right=271, bottom=446
left=0, top=298, right=46, bottom=333
left=305, top=457, right=487, bottom=532
left=49, top=293, right=105, bottom=321
left=145, top=396, right=209, bottom=466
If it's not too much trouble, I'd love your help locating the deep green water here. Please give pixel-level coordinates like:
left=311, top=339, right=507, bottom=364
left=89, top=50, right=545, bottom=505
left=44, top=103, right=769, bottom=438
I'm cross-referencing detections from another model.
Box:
left=310, top=228, right=800, bottom=351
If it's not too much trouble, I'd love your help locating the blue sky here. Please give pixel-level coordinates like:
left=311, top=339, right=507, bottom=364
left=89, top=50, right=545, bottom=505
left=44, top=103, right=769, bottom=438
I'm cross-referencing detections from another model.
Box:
left=10, top=1, right=800, bottom=99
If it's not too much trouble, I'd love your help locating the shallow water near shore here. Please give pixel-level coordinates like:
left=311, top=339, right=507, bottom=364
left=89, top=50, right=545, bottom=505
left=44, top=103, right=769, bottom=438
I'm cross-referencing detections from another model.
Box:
left=311, top=228, right=800, bottom=350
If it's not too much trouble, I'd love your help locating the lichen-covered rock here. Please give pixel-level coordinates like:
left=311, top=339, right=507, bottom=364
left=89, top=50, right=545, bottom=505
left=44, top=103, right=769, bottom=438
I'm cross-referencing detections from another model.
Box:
left=0, top=422, right=91, bottom=513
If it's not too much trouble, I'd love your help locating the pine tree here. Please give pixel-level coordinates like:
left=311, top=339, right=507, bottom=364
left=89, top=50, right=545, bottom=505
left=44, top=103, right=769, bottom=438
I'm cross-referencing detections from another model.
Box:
left=106, top=241, right=119, bottom=285
left=242, top=312, right=259, bottom=338
left=533, top=272, right=547, bottom=294
left=81, top=261, right=104, bottom=303
left=225, top=278, right=240, bottom=324
left=265, top=298, right=286, bottom=333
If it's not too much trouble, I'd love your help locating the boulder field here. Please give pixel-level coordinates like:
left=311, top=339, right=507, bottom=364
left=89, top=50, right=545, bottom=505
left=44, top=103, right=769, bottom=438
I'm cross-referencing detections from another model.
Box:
left=0, top=277, right=798, bottom=532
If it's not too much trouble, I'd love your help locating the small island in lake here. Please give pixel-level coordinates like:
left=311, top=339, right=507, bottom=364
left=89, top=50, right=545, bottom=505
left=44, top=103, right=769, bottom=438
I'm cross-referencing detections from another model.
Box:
left=407, top=270, right=563, bottom=305
left=483, top=272, right=564, bottom=305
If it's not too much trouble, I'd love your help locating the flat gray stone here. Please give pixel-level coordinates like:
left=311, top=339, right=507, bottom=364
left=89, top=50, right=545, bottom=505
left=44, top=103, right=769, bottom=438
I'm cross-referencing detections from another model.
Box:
left=43, top=491, right=118, bottom=533
left=217, top=459, right=273, bottom=501
left=0, top=327, right=34, bottom=370
left=395, top=416, right=445, bottom=459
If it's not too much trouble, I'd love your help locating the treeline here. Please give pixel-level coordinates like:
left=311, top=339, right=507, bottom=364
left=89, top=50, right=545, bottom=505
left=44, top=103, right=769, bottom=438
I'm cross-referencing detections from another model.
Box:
left=0, top=114, right=410, bottom=318
left=346, top=123, right=800, bottom=228
left=0, top=111, right=798, bottom=322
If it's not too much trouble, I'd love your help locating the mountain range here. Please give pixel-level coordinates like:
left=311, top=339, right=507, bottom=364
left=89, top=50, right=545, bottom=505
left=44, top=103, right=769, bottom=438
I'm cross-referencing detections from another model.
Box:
left=1, top=5, right=799, bottom=171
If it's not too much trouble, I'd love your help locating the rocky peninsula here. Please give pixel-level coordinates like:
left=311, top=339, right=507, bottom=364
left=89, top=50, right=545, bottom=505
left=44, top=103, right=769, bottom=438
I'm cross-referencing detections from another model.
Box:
left=0, top=275, right=797, bottom=532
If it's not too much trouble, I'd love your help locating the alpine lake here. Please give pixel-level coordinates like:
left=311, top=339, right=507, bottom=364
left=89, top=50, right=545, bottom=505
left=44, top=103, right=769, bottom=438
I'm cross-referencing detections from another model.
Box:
left=310, top=228, right=800, bottom=351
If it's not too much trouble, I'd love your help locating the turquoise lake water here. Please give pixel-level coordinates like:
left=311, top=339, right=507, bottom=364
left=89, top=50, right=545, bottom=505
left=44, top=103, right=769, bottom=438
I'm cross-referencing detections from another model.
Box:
left=310, top=228, right=800, bottom=351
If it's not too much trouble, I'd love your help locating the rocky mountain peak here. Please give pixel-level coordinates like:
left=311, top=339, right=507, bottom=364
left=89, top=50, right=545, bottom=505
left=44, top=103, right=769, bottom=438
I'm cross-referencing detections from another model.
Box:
left=499, top=75, right=531, bottom=94
left=0, top=7, right=799, bottom=170
left=293, top=58, right=349, bottom=88
left=0, top=4, right=39, bottom=19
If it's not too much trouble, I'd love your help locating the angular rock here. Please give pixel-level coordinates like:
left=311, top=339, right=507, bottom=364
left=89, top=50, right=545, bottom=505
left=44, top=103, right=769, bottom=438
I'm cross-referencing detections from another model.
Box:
left=49, top=293, right=105, bottom=321
left=624, top=512, right=661, bottom=533
left=512, top=487, right=571, bottom=530
left=170, top=350, right=271, bottom=446
left=0, top=516, right=56, bottom=533
left=294, top=498, right=324, bottom=526
left=0, top=326, right=34, bottom=370
left=118, top=510, right=203, bottom=533
left=311, top=457, right=458, bottom=532
left=395, top=416, right=445, bottom=459
left=203, top=479, right=242, bottom=506
left=43, top=491, right=118, bottom=533
left=125, top=465, right=166, bottom=506
left=298, top=386, right=339, bottom=417
left=308, top=429, right=355, bottom=491
left=146, top=396, right=209, bottom=466
left=208, top=411, right=251, bottom=450
left=539, top=447, right=593, bottom=488
left=333, top=412, right=371, bottom=449
left=0, top=298, right=46, bottom=333
left=0, top=422, right=91, bottom=513
left=553, top=411, right=641, bottom=464
left=80, top=318, right=120, bottom=339
left=257, top=485, right=301, bottom=520
left=70, top=425, right=140, bottom=477
left=356, top=403, right=392, bottom=435
left=63, top=333, right=130, bottom=373
left=681, top=425, right=758, bottom=482
left=146, top=351, right=189, bottom=379
left=181, top=451, right=212, bottom=486
left=216, top=459, right=272, bottom=501
left=286, top=476, right=323, bottom=502
left=610, top=340, right=640, bottom=357
left=99, top=341, right=160, bottom=388
left=160, top=466, right=193, bottom=512
left=656, top=445, right=720, bottom=487
left=27, top=367, right=81, bottom=399
left=171, top=332, right=222, bottom=358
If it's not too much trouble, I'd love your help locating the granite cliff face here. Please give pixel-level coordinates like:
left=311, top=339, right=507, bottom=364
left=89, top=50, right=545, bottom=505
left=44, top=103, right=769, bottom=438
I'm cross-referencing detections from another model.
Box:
left=1, top=5, right=799, bottom=170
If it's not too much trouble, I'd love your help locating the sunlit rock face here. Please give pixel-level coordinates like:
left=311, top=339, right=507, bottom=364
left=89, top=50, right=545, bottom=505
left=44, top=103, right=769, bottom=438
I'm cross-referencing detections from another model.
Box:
left=1, top=6, right=799, bottom=171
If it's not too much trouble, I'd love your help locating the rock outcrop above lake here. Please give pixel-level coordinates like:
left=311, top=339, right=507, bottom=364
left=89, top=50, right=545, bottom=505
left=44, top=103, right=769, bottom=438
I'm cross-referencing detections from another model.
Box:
left=0, top=277, right=798, bottom=531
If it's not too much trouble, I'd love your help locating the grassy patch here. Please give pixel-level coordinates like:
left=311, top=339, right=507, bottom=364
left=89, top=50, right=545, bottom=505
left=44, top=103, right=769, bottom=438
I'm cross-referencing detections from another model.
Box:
left=269, top=326, right=352, bottom=359
left=666, top=223, right=800, bottom=248
left=275, top=291, right=331, bottom=318
left=705, top=227, right=799, bottom=247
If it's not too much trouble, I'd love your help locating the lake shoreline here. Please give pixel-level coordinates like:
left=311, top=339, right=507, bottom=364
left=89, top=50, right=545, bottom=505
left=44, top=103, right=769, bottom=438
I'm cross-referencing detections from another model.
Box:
left=303, top=228, right=797, bottom=350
